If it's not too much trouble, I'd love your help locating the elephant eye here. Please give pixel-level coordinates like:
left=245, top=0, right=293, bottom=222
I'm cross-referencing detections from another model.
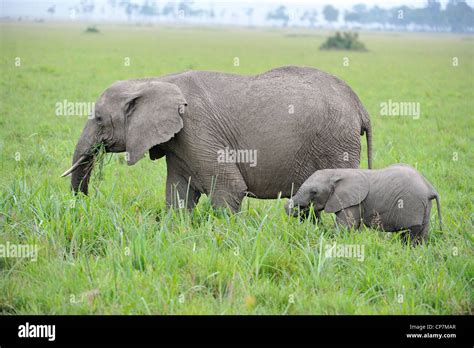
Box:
left=95, top=115, right=103, bottom=123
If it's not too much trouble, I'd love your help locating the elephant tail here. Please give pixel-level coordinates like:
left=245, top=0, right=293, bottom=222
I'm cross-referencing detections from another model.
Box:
left=358, top=105, right=373, bottom=169
left=353, top=90, right=372, bottom=169
left=365, top=124, right=373, bottom=169
left=434, top=192, right=442, bottom=231
left=430, top=191, right=443, bottom=231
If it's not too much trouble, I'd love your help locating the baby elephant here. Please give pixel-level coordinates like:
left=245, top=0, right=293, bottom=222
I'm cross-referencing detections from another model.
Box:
left=285, top=164, right=442, bottom=244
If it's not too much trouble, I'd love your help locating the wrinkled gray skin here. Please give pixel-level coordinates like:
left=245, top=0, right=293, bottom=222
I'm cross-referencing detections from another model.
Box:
left=285, top=164, right=442, bottom=244
left=66, top=66, right=372, bottom=212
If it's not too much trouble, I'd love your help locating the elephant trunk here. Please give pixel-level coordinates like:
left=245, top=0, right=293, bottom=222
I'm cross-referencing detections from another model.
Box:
left=70, top=152, right=94, bottom=195
left=285, top=189, right=306, bottom=216
left=63, top=119, right=100, bottom=195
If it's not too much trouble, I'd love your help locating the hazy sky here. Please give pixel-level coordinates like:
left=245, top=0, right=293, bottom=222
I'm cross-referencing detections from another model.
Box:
left=190, top=0, right=470, bottom=6
left=2, top=0, right=474, bottom=19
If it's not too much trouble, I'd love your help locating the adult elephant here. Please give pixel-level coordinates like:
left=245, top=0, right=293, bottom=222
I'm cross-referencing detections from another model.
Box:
left=62, top=66, right=372, bottom=212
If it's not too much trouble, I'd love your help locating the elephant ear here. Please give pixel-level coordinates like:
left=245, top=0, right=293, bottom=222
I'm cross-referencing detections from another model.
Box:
left=124, top=81, right=187, bottom=165
left=325, top=171, right=369, bottom=213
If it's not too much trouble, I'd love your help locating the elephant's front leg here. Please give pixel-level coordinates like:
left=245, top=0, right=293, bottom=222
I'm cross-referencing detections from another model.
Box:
left=166, top=173, right=201, bottom=210
left=335, top=205, right=361, bottom=229
left=299, top=207, right=321, bottom=223
left=208, top=164, right=247, bottom=212
left=165, top=158, right=201, bottom=210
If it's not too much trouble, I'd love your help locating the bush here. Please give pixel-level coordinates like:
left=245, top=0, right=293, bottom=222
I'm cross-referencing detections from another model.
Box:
left=320, top=32, right=367, bottom=51
left=84, top=26, right=100, bottom=33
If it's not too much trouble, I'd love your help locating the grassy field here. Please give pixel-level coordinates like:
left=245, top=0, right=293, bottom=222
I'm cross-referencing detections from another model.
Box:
left=0, top=22, right=472, bottom=314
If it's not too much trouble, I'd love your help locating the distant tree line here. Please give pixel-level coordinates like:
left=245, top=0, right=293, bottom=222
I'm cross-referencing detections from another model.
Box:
left=343, top=0, right=474, bottom=32
left=266, top=1, right=474, bottom=32
left=46, top=0, right=474, bottom=33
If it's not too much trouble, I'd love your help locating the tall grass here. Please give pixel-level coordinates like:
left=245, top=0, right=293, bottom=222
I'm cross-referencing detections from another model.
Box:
left=0, top=23, right=472, bottom=314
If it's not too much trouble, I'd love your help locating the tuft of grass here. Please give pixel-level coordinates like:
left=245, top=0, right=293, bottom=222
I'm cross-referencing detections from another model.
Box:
left=84, top=26, right=100, bottom=34
left=320, top=32, right=367, bottom=51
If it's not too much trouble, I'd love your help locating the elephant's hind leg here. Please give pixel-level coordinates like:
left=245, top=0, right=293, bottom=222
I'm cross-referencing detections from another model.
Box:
left=402, top=202, right=431, bottom=246
left=401, top=223, right=429, bottom=246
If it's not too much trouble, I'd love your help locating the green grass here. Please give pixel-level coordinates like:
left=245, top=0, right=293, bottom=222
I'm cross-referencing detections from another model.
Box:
left=0, top=23, right=473, bottom=314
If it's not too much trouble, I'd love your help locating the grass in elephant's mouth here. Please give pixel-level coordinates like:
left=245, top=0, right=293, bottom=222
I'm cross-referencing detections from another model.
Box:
left=90, top=143, right=112, bottom=184
left=0, top=23, right=472, bottom=315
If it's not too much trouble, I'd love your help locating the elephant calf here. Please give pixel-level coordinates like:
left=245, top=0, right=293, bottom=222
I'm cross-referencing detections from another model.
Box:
left=285, top=164, right=442, bottom=244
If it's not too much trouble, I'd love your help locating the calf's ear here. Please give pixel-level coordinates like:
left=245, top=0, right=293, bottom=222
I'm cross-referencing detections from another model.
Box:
left=325, top=171, right=369, bottom=213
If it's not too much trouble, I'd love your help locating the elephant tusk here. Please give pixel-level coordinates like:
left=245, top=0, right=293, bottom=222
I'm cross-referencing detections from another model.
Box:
left=60, top=155, right=88, bottom=177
